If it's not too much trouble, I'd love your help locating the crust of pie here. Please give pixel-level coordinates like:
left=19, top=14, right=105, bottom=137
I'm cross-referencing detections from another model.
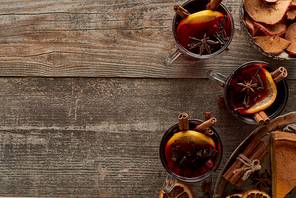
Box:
left=270, top=131, right=296, bottom=198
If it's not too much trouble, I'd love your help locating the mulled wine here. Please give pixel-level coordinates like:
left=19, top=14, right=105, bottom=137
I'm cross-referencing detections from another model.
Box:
left=159, top=119, right=222, bottom=182
left=225, top=62, right=288, bottom=123
left=173, top=0, right=234, bottom=56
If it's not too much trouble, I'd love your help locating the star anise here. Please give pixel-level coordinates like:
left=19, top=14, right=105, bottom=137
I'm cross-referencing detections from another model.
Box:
left=201, top=177, right=212, bottom=197
left=251, top=170, right=271, bottom=191
left=237, top=80, right=258, bottom=108
left=189, top=33, right=219, bottom=55
left=237, top=80, right=258, bottom=95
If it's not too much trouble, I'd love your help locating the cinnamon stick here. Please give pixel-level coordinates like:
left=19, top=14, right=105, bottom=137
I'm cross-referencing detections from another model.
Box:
left=274, top=73, right=288, bottom=83
left=204, top=128, right=214, bottom=136
left=253, top=111, right=270, bottom=125
left=253, top=113, right=264, bottom=126
left=174, top=5, right=190, bottom=18
left=258, top=111, right=270, bottom=125
left=193, top=117, right=217, bottom=132
left=206, top=0, right=223, bottom=10
left=235, top=149, right=268, bottom=187
left=222, top=136, right=261, bottom=181
left=229, top=141, right=267, bottom=185
left=178, top=113, right=189, bottom=131
left=271, top=66, right=288, bottom=83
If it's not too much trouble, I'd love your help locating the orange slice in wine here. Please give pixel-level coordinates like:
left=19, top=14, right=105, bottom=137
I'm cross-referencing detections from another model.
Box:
left=177, top=10, right=224, bottom=50
left=240, top=68, right=277, bottom=115
left=165, top=130, right=216, bottom=163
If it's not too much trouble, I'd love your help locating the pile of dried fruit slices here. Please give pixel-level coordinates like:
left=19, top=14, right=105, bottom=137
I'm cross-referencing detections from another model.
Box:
left=243, top=0, right=296, bottom=55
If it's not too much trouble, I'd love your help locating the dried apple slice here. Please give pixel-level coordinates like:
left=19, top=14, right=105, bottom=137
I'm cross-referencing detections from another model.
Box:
left=253, top=36, right=291, bottom=54
left=285, top=22, right=296, bottom=55
left=253, top=27, right=265, bottom=37
left=287, top=6, right=296, bottom=20
left=253, top=21, right=287, bottom=37
left=244, top=13, right=255, bottom=36
left=244, top=0, right=291, bottom=25
left=244, top=13, right=263, bottom=36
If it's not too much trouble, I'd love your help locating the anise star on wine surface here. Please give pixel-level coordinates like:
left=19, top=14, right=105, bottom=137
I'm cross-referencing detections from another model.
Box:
left=237, top=80, right=258, bottom=95
left=189, top=33, right=219, bottom=55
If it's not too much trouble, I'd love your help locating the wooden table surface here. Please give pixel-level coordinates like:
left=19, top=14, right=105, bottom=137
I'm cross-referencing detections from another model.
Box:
left=0, top=0, right=296, bottom=197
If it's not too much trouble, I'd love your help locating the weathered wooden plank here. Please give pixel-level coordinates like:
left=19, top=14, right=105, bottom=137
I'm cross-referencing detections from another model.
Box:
left=0, top=77, right=295, bottom=197
left=1, top=0, right=295, bottom=78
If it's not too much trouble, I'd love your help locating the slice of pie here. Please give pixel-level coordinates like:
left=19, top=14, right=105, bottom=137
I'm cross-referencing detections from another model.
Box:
left=270, top=131, right=296, bottom=198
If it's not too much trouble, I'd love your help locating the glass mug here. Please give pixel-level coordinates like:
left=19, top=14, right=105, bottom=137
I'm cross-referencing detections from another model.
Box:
left=207, top=61, right=289, bottom=125
left=159, top=119, right=222, bottom=193
left=164, top=0, right=235, bottom=65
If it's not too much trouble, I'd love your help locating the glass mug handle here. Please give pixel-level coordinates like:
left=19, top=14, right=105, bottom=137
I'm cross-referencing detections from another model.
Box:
left=164, top=48, right=182, bottom=66
left=162, top=174, right=177, bottom=193
left=207, top=70, right=227, bottom=88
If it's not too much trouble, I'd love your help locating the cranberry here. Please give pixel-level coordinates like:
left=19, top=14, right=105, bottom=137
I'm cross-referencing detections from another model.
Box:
left=174, top=167, right=182, bottom=176
left=199, top=166, right=208, bottom=175
left=246, top=74, right=253, bottom=81
left=230, top=78, right=238, bottom=87
left=241, top=69, right=249, bottom=76
left=229, top=97, right=236, bottom=104
left=237, top=75, right=244, bottom=82
left=183, top=168, right=192, bottom=177
left=180, top=161, right=188, bottom=168
left=205, top=159, right=214, bottom=169
left=229, top=90, right=235, bottom=97
left=192, top=170, right=201, bottom=177
left=193, top=161, right=200, bottom=168
left=236, top=94, right=243, bottom=102
left=234, top=86, right=242, bottom=93
left=211, top=23, right=219, bottom=30
left=167, top=161, right=176, bottom=169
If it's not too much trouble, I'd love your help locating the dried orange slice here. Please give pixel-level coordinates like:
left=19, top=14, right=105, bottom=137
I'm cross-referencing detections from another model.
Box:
left=241, top=189, right=270, bottom=198
left=159, top=181, right=194, bottom=198
left=226, top=193, right=243, bottom=198
left=240, top=68, right=277, bottom=115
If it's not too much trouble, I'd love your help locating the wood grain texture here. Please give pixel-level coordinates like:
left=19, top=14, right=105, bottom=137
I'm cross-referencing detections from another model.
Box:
left=0, top=77, right=295, bottom=197
left=1, top=0, right=296, bottom=78
left=1, top=0, right=296, bottom=197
